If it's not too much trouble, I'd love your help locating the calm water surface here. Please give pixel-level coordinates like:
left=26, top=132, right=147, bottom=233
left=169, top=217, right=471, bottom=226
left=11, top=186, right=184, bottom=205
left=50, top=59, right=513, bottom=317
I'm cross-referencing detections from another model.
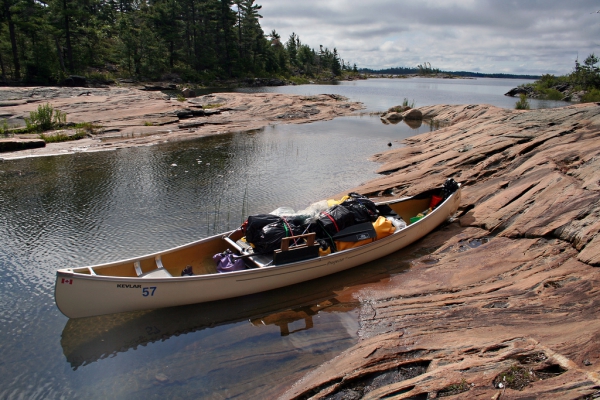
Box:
left=0, top=78, right=570, bottom=399
left=236, top=77, right=568, bottom=111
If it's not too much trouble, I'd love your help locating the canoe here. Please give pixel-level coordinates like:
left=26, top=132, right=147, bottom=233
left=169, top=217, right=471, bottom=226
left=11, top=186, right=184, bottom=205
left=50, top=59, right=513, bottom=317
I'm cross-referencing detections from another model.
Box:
left=55, top=181, right=461, bottom=318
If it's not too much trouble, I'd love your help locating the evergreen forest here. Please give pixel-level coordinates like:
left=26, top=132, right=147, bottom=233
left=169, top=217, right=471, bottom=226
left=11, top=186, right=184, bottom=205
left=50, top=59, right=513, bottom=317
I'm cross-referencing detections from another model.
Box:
left=0, top=0, right=352, bottom=84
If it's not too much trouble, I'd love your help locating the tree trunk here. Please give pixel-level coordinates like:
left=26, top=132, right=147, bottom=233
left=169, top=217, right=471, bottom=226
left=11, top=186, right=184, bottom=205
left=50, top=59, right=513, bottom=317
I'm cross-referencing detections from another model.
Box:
left=219, top=2, right=232, bottom=76
left=63, top=0, right=74, bottom=72
left=55, top=37, right=66, bottom=72
left=3, top=0, right=20, bottom=80
left=0, top=50, right=6, bottom=82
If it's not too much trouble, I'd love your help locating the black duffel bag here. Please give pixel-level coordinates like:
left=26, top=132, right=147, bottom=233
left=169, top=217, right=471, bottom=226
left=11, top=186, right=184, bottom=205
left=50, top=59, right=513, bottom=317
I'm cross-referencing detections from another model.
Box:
left=248, top=216, right=303, bottom=254
left=245, top=214, right=282, bottom=244
left=315, top=204, right=356, bottom=238
left=344, top=193, right=379, bottom=221
left=340, top=199, right=377, bottom=223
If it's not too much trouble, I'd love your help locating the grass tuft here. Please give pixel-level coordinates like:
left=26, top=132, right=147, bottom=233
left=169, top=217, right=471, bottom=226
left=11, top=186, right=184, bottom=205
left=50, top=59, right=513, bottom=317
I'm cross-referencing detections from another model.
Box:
left=40, top=130, right=87, bottom=143
left=38, top=122, right=102, bottom=143
left=203, top=103, right=223, bottom=109
left=25, top=103, right=67, bottom=133
left=402, top=98, right=415, bottom=108
left=0, top=119, right=14, bottom=137
left=515, top=93, right=530, bottom=110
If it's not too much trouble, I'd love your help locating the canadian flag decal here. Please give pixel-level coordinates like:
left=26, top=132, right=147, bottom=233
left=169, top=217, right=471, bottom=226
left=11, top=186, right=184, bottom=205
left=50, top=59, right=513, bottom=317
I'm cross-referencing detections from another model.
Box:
left=61, top=278, right=73, bottom=285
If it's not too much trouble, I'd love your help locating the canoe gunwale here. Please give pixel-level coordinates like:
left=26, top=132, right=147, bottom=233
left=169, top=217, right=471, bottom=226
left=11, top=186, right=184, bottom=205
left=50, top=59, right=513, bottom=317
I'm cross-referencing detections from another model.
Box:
left=57, top=225, right=413, bottom=283
left=57, top=187, right=459, bottom=282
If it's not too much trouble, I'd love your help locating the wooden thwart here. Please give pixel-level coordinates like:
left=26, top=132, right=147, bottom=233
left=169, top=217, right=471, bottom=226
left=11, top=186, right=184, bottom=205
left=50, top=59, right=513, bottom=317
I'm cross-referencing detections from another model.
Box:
left=274, top=233, right=320, bottom=265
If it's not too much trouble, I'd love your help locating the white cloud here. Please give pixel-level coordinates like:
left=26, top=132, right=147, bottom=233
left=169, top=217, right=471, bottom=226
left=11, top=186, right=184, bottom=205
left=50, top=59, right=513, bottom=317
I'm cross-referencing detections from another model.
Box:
left=257, top=0, right=600, bottom=75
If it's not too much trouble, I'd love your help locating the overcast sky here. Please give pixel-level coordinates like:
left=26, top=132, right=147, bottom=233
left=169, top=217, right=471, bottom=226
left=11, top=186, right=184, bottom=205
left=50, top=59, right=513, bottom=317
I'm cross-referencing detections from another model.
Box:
left=257, top=0, right=600, bottom=76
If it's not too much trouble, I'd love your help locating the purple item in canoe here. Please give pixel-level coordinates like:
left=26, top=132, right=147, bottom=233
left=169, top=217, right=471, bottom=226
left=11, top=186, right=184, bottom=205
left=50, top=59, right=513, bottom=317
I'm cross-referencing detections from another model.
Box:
left=213, top=249, right=247, bottom=273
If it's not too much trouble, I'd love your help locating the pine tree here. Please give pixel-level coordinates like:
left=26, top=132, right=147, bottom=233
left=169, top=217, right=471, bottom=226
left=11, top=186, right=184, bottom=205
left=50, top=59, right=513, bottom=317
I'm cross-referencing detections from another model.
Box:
left=0, top=0, right=355, bottom=83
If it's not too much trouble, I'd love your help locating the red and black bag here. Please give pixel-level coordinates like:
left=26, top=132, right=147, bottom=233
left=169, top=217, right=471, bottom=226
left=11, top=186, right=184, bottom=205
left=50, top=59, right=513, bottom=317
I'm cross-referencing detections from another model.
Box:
left=313, top=204, right=356, bottom=247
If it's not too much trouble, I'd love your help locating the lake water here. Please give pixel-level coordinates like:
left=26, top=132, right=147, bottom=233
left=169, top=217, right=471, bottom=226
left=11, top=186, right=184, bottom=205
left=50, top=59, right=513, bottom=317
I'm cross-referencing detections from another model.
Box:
left=0, top=78, right=569, bottom=399
left=236, top=77, right=568, bottom=112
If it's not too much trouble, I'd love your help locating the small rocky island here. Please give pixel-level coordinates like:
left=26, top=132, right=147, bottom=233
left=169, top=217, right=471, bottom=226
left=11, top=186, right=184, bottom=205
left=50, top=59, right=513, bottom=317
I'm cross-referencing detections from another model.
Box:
left=505, top=84, right=585, bottom=102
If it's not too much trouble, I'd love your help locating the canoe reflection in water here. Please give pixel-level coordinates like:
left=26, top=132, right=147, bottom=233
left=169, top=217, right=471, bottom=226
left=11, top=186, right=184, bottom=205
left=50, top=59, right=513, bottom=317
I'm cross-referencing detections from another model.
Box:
left=60, top=255, right=407, bottom=370
left=251, top=298, right=343, bottom=336
left=59, top=204, right=455, bottom=372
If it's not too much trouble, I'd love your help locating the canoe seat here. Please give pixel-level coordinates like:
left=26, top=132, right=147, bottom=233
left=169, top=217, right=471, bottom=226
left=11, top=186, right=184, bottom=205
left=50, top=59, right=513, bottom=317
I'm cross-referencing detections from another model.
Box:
left=137, top=256, right=173, bottom=278
left=140, top=268, right=172, bottom=278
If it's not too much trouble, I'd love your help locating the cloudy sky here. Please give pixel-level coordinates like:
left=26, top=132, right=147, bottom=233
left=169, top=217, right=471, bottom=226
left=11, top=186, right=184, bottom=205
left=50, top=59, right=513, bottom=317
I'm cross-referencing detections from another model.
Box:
left=257, top=0, right=600, bottom=76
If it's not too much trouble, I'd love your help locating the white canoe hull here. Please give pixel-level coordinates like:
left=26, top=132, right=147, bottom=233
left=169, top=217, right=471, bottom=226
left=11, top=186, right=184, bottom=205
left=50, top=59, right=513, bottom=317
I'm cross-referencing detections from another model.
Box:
left=55, top=186, right=461, bottom=318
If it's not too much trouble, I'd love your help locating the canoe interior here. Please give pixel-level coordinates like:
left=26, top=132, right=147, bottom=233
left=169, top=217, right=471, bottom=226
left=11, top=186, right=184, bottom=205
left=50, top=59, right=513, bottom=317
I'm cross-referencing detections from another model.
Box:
left=389, top=197, right=431, bottom=224
left=69, top=192, right=436, bottom=279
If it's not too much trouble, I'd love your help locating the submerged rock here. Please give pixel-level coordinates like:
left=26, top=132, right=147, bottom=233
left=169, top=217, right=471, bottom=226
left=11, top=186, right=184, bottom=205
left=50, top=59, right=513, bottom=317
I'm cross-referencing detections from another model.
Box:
left=381, top=111, right=403, bottom=121
left=401, top=108, right=423, bottom=120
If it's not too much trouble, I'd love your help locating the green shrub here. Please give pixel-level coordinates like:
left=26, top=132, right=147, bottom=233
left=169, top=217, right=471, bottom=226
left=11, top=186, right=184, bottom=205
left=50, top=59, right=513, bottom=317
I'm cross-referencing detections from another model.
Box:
left=533, top=74, right=568, bottom=90
left=581, top=89, right=600, bottom=103
left=0, top=119, right=12, bottom=137
left=515, top=94, right=530, bottom=110
left=541, top=88, right=564, bottom=100
left=25, top=103, right=67, bottom=132
left=537, top=74, right=558, bottom=88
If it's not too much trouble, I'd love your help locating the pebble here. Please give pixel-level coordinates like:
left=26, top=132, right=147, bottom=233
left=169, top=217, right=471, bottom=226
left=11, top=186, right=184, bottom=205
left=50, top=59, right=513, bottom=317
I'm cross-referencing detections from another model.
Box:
left=155, top=372, right=169, bottom=382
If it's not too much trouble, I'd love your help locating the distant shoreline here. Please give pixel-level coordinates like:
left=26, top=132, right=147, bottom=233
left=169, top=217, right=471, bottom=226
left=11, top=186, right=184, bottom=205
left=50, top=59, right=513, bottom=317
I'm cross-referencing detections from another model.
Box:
left=360, top=68, right=540, bottom=80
